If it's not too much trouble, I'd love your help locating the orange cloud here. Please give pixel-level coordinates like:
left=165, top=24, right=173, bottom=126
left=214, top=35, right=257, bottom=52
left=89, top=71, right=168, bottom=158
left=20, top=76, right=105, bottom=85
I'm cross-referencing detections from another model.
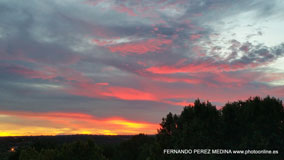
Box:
left=0, top=111, right=158, bottom=136
left=68, top=82, right=157, bottom=101
left=101, top=86, right=157, bottom=101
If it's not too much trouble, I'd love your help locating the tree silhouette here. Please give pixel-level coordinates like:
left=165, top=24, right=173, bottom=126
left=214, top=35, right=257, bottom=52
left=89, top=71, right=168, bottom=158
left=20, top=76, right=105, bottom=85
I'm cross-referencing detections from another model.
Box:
left=114, top=134, right=156, bottom=160
left=157, top=96, right=284, bottom=160
left=17, top=139, right=107, bottom=160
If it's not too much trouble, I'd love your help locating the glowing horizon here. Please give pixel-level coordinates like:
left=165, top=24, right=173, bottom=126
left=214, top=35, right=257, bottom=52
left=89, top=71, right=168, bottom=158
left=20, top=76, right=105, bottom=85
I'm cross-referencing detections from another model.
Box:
left=0, top=111, right=159, bottom=136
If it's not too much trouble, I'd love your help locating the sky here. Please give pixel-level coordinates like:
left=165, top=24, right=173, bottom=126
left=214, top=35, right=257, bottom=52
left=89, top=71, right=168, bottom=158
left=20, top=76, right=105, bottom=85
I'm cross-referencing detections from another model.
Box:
left=0, top=0, right=284, bottom=136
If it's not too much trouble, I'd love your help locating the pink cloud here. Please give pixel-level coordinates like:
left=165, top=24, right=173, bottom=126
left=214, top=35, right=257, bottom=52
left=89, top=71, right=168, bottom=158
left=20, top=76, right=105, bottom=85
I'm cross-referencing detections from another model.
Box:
left=137, top=61, right=148, bottom=67
left=152, top=76, right=201, bottom=84
left=7, top=65, right=57, bottom=80
left=83, top=0, right=105, bottom=6
left=145, top=60, right=260, bottom=74
left=5, top=64, right=92, bottom=84
left=67, top=82, right=157, bottom=101
left=62, top=72, right=269, bottom=106
left=113, top=4, right=137, bottom=16
left=108, top=38, right=172, bottom=55
left=96, top=82, right=109, bottom=86
left=135, top=70, right=202, bottom=84
left=102, top=86, right=157, bottom=101
left=190, top=34, right=202, bottom=41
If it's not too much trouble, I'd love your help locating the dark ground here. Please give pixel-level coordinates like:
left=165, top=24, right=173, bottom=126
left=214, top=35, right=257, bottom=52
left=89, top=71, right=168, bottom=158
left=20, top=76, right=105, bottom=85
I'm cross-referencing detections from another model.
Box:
left=0, top=135, right=133, bottom=160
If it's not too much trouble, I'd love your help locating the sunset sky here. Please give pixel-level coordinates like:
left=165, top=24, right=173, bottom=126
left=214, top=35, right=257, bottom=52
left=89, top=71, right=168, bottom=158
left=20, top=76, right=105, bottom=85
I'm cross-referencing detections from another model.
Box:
left=0, top=0, right=284, bottom=136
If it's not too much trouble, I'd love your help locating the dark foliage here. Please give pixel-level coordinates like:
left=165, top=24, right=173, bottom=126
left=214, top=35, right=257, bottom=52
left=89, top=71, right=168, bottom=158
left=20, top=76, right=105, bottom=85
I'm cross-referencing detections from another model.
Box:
left=157, top=96, right=284, bottom=160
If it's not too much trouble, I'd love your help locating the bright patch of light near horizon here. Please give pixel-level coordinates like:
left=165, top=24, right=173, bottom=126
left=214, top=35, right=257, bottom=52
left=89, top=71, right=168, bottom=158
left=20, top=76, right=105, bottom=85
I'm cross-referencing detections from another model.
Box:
left=0, top=115, right=10, bottom=118
left=268, top=57, right=284, bottom=71
left=265, top=57, right=284, bottom=86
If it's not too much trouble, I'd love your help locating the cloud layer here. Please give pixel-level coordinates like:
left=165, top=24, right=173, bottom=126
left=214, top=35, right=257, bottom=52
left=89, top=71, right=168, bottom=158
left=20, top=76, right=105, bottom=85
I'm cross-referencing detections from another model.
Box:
left=0, top=0, right=284, bottom=135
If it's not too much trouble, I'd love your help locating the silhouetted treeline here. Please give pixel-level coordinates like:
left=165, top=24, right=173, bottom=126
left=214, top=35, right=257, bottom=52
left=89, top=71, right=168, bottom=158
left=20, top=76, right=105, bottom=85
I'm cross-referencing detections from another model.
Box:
left=3, top=96, right=284, bottom=160
left=156, top=96, right=284, bottom=160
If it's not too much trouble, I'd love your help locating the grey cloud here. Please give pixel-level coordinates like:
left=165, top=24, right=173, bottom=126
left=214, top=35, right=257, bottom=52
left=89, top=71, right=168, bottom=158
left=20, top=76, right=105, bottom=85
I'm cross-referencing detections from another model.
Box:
left=232, top=42, right=284, bottom=66
left=0, top=0, right=284, bottom=124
